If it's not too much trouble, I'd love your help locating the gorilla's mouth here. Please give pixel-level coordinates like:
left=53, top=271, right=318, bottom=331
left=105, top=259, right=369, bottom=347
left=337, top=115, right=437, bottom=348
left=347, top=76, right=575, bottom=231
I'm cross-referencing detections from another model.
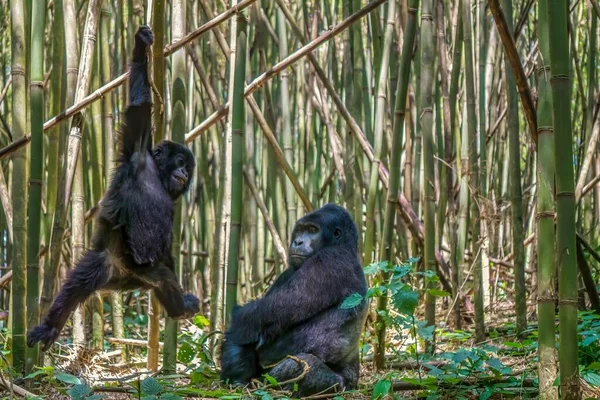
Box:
left=289, top=254, right=308, bottom=260
left=173, top=176, right=186, bottom=186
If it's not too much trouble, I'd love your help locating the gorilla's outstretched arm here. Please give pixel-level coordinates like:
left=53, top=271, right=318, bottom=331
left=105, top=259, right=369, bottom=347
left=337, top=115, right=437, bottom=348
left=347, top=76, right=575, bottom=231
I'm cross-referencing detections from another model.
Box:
left=228, top=247, right=363, bottom=345
left=119, top=25, right=153, bottom=166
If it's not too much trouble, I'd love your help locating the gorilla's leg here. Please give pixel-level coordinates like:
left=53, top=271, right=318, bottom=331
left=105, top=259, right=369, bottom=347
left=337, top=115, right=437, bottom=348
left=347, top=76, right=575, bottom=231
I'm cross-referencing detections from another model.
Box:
left=132, top=259, right=199, bottom=320
left=220, top=338, right=261, bottom=384
left=27, top=251, right=110, bottom=351
left=268, top=353, right=344, bottom=397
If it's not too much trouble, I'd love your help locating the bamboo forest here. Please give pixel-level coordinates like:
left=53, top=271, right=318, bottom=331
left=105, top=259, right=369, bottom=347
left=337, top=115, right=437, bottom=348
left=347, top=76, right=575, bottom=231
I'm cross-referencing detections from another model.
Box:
left=1, top=0, right=600, bottom=398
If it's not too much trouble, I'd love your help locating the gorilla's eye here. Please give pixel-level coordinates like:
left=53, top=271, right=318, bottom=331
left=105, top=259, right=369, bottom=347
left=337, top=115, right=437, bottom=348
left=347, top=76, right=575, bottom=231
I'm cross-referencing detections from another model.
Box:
left=307, top=225, right=318, bottom=234
left=176, top=157, right=185, bottom=168
left=153, top=148, right=162, bottom=157
left=334, top=228, right=342, bottom=239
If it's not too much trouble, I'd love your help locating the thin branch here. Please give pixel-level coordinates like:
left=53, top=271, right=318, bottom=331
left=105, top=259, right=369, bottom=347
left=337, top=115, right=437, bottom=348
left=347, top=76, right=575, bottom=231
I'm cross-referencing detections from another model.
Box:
left=243, top=168, right=288, bottom=265
left=488, top=0, right=538, bottom=145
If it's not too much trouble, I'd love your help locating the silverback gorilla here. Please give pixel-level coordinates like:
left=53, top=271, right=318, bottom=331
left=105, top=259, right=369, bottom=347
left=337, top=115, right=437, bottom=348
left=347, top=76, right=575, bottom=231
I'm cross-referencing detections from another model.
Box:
left=220, top=204, right=368, bottom=396
left=27, top=26, right=199, bottom=352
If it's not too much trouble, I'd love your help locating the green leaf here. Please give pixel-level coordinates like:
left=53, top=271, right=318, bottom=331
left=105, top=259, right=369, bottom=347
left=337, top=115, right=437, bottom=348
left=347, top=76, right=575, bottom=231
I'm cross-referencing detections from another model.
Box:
left=392, top=287, right=419, bottom=315
left=160, top=393, right=183, bottom=400
left=56, top=372, right=82, bottom=385
left=263, top=374, right=278, bottom=385
left=177, top=342, right=196, bottom=364
left=427, top=289, right=450, bottom=297
left=502, top=341, right=523, bottom=349
left=340, top=293, right=364, bottom=309
left=193, top=315, right=210, bottom=328
left=141, top=377, right=163, bottom=396
left=372, top=379, right=391, bottom=399
left=588, top=362, right=600, bottom=371
left=24, top=369, right=51, bottom=380
left=66, top=384, right=92, bottom=400
left=582, top=335, right=597, bottom=347
left=261, top=394, right=274, bottom=400
left=583, top=372, right=600, bottom=387
left=479, top=388, right=494, bottom=400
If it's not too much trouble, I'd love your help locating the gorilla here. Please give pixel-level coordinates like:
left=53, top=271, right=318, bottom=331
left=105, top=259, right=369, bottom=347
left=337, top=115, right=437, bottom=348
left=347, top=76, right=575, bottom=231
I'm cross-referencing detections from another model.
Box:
left=27, top=26, right=200, bottom=352
left=220, top=204, right=368, bottom=397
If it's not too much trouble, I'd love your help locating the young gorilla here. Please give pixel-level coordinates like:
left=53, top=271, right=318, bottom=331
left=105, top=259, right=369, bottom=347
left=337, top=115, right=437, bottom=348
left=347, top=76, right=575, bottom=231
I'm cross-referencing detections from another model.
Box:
left=27, top=26, right=200, bottom=352
left=220, top=204, right=368, bottom=397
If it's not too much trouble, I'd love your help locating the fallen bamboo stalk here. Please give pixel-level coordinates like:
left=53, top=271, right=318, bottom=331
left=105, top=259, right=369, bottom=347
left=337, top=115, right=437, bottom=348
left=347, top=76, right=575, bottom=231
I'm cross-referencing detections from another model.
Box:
left=0, top=374, right=38, bottom=398
left=107, top=337, right=163, bottom=347
left=0, top=271, right=13, bottom=288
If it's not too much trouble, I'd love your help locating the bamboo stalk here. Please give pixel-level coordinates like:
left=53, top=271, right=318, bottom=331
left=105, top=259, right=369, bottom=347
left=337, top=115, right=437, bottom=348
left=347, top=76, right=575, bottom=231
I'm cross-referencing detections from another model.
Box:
left=10, top=0, right=29, bottom=372
left=26, top=0, right=47, bottom=371
left=536, top=0, right=558, bottom=397
left=547, top=0, right=580, bottom=397
left=225, top=15, right=247, bottom=326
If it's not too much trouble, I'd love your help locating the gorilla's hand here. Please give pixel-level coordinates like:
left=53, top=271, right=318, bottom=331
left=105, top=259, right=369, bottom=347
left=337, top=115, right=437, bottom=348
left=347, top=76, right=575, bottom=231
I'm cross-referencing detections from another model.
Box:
left=27, top=321, right=60, bottom=352
left=132, top=25, right=154, bottom=63
left=183, top=293, right=200, bottom=318
left=135, top=25, right=154, bottom=48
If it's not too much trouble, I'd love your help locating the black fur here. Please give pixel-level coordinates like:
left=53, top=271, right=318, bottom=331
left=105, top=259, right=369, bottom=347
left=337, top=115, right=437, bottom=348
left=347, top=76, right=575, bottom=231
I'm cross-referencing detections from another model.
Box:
left=27, top=26, right=199, bottom=352
left=220, top=204, right=368, bottom=396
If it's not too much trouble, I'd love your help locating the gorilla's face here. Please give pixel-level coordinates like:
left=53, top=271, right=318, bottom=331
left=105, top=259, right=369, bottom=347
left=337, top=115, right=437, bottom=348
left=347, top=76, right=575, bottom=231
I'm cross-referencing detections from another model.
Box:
left=153, top=141, right=196, bottom=199
left=288, top=204, right=354, bottom=269
left=289, top=222, right=325, bottom=268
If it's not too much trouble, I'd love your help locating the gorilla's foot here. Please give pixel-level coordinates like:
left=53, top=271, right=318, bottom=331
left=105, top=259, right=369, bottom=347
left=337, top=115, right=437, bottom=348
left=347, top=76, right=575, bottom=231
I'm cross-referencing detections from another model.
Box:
left=268, top=353, right=345, bottom=397
left=27, top=322, right=60, bottom=352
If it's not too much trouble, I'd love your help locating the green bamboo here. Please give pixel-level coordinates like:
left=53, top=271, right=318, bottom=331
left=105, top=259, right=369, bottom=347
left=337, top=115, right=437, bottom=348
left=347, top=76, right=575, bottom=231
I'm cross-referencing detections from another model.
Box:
left=419, top=0, right=436, bottom=333
left=89, top=55, right=104, bottom=351
left=45, top=0, right=65, bottom=271
left=151, top=0, right=165, bottom=144
left=501, top=0, right=526, bottom=334
left=367, top=0, right=395, bottom=370
left=11, top=0, right=29, bottom=373
left=547, top=0, right=580, bottom=398
left=163, top=0, right=187, bottom=373
left=535, top=2, right=558, bottom=385
left=100, top=3, right=124, bottom=352
left=449, top=1, right=463, bottom=329
left=277, top=9, right=296, bottom=235
left=375, top=0, right=420, bottom=370
left=462, top=0, right=485, bottom=343
left=25, top=0, right=46, bottom=370
left=225, top=16, right=247, bottom=326
left=147, top=0, right=166, bottom=372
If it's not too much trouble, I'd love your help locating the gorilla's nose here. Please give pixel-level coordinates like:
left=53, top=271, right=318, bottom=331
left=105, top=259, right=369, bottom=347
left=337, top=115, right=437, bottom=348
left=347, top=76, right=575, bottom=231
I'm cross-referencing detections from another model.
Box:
left=293, top=239, right=303, bottom=247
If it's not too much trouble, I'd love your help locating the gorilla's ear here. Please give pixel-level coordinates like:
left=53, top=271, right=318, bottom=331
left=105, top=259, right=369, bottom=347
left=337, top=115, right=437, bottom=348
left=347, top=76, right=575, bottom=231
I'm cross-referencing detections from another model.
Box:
left=334, top=228, right=342, bottom=239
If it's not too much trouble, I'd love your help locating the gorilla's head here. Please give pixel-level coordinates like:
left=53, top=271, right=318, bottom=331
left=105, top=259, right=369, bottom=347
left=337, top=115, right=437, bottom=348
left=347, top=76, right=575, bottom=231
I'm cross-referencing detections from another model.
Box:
left=152, top=140, right=196, bottom=199
left=288, top=203, right=359, bottom=269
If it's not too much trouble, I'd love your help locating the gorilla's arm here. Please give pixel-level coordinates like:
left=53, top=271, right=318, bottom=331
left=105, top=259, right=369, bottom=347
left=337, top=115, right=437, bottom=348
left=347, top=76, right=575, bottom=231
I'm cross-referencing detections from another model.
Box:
left=229, top=247, right=363, bottom=345
left=118, top=26, right=153, bottom=166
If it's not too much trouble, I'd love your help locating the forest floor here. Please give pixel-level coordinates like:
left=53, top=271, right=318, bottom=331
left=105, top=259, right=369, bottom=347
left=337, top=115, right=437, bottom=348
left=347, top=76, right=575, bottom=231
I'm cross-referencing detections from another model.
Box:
left=2, top=304, right=600, bottom=399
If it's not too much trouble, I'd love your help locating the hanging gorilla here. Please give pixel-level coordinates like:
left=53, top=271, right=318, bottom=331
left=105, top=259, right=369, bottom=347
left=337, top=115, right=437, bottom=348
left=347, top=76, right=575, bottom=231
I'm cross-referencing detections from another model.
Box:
left=220, top=203, right=368, bottom=397
left=27, top=26, right=200, bottom=352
